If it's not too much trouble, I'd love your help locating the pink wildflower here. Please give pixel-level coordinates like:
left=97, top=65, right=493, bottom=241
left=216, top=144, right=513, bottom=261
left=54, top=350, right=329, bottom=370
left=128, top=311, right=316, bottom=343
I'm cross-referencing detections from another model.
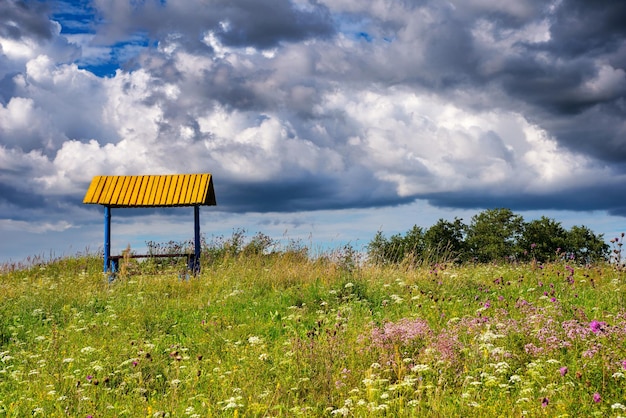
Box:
left=593, top=392, right=601, bottom=403
left=541, top=397, right=549, bottom=407
left=559, top=367, right=568, bottom=376
left=589, top=320, right=606, bottom=334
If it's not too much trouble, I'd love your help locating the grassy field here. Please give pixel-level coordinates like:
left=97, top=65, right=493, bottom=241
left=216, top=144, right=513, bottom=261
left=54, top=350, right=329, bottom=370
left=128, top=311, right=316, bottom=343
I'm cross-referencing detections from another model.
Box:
left=1, top=249, right=625, bottom=417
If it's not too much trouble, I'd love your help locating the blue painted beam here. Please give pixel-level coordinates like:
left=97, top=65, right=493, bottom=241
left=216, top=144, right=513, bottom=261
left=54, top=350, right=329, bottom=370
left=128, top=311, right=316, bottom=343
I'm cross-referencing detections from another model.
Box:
left=193, top=205, right=201, bottom=275
left=104, top=206, right=111, bottom=273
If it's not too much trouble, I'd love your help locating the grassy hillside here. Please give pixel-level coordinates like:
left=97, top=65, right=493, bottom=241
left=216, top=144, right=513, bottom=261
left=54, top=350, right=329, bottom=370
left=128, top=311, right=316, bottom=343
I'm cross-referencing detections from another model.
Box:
left=1, top=250, right=625, bottom=417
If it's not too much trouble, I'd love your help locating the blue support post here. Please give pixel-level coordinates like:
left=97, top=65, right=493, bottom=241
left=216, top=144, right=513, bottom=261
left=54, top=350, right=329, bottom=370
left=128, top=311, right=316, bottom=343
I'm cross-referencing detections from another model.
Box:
left=193, top=205, right=201, bottom=275
left=104, top=206, right=111, bottom=273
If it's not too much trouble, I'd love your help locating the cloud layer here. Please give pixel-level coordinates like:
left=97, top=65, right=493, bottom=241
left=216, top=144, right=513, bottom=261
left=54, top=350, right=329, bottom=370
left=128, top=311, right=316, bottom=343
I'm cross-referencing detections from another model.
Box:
left=1, top=0, right=625, bottom=251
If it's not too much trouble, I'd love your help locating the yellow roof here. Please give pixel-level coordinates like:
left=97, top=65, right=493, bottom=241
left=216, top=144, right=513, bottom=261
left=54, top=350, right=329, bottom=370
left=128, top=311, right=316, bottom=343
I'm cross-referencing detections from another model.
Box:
left=83, top=174, right=216, bottom=207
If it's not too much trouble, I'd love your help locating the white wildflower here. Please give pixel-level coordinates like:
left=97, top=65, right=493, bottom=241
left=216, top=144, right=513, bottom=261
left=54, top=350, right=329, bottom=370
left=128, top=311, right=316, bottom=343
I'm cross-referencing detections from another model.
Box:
left=221, top=396, right=243, bottom=410
left=248, top=336, right=263, bottom=345
left=411, top=364, right=430, bottom=373
left=331, top=407, right=349, bottom=416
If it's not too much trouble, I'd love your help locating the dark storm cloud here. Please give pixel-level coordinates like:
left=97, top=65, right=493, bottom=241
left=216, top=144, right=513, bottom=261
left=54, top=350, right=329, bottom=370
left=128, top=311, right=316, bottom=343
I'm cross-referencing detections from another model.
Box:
left=214, top=0, right=335, bottom=48
left=0, top=0, right=54, bottom=40
left=92, top=0, right=335, bottom=50
left=218, top=174, right=414, bottom=213
left=394, top=0, right=626, bottom=173
left=548, top=0, right=626, bottom=57
left=541, top=104, right=626, bottom=163
left=422, top=181, right=626, bottom=216
left=0, top=182, right=44, bottom=209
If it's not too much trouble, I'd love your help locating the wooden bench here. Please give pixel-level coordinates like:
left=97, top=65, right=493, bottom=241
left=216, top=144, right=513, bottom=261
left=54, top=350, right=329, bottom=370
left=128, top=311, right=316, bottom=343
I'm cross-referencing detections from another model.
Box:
left=108, top=253, right=199, bottom=276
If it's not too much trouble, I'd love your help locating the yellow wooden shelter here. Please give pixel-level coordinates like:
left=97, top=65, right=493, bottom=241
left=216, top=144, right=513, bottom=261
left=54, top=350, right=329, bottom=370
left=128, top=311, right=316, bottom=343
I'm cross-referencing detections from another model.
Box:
left=84, top=174, right=216, bottom=274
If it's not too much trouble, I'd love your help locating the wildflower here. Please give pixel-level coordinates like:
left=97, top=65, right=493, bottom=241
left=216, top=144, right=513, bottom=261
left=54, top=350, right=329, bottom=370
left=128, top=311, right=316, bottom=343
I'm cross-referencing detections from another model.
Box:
left=331, top=407, right=349, bottom=416
left=589, top=320, right=606, bottom=334
left=612, top=403, right=626, bottom=410
left=593, top=393, right=601, bottom=403
left=559, top=367, right=568, bottom=376
left=370, top=318, right=432, bottom=348
left=411, top=364, right=430, bottom=373
left=248, top=336, right=263, bottom=345
left=541, top=397, right=549, bottom=407
left=622, top=360, right=626, bottom=370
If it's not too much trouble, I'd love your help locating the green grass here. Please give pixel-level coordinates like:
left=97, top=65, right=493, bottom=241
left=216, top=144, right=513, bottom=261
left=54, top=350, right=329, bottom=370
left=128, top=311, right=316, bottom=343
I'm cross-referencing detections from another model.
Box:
left=1, top=252, right=625, bottom=417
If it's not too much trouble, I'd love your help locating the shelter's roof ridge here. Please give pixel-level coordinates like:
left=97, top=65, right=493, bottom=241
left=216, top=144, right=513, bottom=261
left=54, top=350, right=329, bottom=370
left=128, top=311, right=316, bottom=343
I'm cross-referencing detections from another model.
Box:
left=83, top=174, right=216, bottom=207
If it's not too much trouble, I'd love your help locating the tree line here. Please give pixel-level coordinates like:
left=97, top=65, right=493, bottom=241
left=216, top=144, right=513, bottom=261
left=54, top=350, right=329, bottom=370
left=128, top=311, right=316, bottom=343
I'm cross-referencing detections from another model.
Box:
left=367, top=208, right=612, bottom=265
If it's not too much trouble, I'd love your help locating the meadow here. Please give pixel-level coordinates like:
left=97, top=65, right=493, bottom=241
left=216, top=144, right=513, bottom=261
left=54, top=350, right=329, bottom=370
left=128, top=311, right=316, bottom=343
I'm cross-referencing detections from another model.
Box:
left=1, top=243, right=625, bottom=417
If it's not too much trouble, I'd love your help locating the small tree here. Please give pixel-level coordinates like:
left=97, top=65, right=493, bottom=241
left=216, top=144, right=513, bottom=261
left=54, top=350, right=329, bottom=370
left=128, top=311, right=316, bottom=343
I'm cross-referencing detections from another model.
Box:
left=466, top=208, right=524, bottom=263
left=519, top=216, right=567, bottom=263
left=367, top=225, right=425, bottom=265
left=564, top=225, right=609, bottom=263
left=424, top=217, right=467, bottom=262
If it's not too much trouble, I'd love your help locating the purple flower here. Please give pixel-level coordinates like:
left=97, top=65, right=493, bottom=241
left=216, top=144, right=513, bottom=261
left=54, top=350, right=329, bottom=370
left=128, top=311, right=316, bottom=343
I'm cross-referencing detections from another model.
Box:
left=622, top=360, right=626, bottom=370
left=370, top=318, right=432, bottom=349
left=541, top=397, right=549, bottom=407
left=86, top=375, right=93, bottom=381
left=559, top=367, right=568, bottom=376
left=550, top=297, right=557, bottom=303
left=589, top=320, right=606, bottom=334
left=483, top=301, right=491, bottom=309
left=531, top=243, right=537, bottom=249
left=593, top=392, right=601, bottom=403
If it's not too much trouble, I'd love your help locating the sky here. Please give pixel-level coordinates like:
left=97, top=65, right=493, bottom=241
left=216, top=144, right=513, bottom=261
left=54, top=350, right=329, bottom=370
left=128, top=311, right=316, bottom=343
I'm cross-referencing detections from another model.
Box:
left=1, top=0, right=625, bottom=264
